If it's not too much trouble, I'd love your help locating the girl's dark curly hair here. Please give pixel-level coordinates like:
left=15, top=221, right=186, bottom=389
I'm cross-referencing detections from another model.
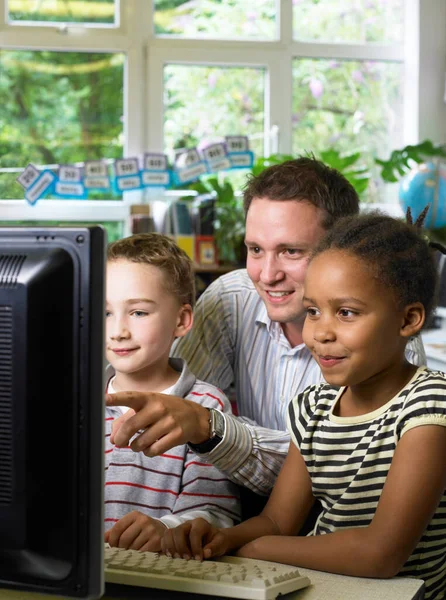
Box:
left=310, top=208, right=446, bottom=325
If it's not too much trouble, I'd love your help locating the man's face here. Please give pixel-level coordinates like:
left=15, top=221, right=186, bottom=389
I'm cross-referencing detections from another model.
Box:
left=245, top=197, right=326, bottom=334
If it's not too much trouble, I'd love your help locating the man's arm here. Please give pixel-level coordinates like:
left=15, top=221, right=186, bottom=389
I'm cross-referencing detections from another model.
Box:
left=191, top=413, right=290, bottom=496
left=107, top=391, right=290, bottom=496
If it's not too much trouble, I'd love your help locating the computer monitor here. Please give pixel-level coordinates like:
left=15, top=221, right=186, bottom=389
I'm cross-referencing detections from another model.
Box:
left=0, top=226, right=105, bottom=599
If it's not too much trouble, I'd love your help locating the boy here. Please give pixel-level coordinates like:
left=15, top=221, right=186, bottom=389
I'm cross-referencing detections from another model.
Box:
left=104, top=233, right=240, bottom=552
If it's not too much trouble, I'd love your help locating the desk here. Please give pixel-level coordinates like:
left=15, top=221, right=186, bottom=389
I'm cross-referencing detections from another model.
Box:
left=0, top=570, right=425, bottom=600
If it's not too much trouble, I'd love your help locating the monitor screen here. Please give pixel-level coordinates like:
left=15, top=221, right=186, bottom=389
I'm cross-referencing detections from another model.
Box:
left=0, top=226, right=105, bottom=599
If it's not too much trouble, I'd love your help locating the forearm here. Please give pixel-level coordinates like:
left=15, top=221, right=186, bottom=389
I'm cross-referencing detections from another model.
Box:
left=240, top=528, right=399, bottom=579
left=196, top=414, right=289, bottom=495
left=160, top=510, right=234, bottom=529
left=223, top=516, right=281, bottom=553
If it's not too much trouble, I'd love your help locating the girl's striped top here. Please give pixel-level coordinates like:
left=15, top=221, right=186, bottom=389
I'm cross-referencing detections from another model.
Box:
left=287, top=366, right=446, bottom=600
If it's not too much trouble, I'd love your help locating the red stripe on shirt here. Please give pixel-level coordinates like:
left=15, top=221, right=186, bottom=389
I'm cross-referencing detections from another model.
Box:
left=181, top=491, right=237, bottom=499
left=159, top=453, right=183, bottom=461
left=190, top=391, right=224, bottom=410
left=185, top=461, right=213, bottom=469
left=105, top=481, right=179, bottom=496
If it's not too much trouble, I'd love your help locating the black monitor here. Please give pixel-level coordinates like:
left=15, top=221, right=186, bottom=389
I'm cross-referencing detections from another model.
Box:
left=0, top=226, right=105, bottom=599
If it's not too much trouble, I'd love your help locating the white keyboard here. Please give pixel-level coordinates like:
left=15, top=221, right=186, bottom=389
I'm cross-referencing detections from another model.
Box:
left=104, top=545, right=311, bottom=599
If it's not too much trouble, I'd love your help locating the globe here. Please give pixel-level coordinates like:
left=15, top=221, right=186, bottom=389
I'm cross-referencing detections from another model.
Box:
left=399, top=161, right=446, bottom=229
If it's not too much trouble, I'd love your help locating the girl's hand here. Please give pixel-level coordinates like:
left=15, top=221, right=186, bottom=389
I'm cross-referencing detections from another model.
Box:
left=161, top=518, right=230, bottom=561
left=105, top=511, right=167, bottom=551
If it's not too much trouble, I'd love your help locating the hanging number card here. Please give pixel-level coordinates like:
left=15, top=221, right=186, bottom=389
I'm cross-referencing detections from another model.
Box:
left=113, top=158, right=142, bottom=192
left=202, top=143, right=231, bottom=172
left=173, top=148, right=207, bottom=185
left=17, top=163, right=56, bottom=205
left=55, top=165, right=86, bottom=198
left=84, top=160, right=111, bottom=191
left=142, top=153, right=171, bottom=187
left=226, top=135, right=254, bottom=169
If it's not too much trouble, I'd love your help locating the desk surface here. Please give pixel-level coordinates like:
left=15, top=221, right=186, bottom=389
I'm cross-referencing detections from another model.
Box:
left=0, top=569, right=425, bottom=600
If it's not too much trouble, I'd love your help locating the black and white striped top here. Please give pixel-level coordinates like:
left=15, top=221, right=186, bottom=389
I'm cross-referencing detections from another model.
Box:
left=287, top=367, right=446, bottom=600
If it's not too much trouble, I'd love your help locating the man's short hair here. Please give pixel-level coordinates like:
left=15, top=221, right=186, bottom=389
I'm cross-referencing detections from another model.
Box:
left=107, top=233, right=196, bottom=308
left=243, top=156, right=360, bottom=229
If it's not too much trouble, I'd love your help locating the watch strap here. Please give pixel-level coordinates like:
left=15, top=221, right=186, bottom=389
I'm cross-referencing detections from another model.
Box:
left=189, top=408, right=225, bottom=453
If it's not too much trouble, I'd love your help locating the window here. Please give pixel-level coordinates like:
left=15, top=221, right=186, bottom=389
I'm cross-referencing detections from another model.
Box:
left=154, top=0, right=276, bottom=39
left=293, top=0, right=404, bottom=43
left=292, top=58, right=404, bottom=171
left=7, top=0, right=117, bottom=26
left=0, top=0, right=444, bottom=210
left=0, top=49, right=124, bottom=199
left=164, top=64, right=265, bottom=157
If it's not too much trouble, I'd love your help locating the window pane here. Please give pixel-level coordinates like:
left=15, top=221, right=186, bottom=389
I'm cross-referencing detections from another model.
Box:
left=292, top=58, right=403, bottom=187
left=293, top=0, right=404, bottom=44
left=155, top=0, right=276, bottom=40
left=164, top=65, right=265, bottom=158
left=0, top=50, right=124, bottom=199
left=7, top=0, right=116, bottom=25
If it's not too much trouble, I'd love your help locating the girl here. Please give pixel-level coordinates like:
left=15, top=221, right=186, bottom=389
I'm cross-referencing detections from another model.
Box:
left=161, top=211, right=446, bottom=600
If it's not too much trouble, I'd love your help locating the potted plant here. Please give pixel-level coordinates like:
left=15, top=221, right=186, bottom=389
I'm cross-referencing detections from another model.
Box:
left=375, top=139, right=446, bottom=233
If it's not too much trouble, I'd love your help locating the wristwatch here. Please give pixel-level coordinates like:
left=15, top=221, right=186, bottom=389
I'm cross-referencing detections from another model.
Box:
left=189, top=408, right=225, bottom=453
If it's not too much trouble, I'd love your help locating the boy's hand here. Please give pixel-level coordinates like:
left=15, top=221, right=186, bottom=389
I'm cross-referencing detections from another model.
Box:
left=104, top=510, right=167, bottom=551
left=105, top=391, right=211, bottom=456
left=161, top=518, right=230, bottom=561
left=110, top=408, right=135, bottom=444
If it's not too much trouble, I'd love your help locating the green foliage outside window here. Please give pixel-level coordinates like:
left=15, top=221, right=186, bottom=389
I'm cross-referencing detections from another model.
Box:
left=0, top=49, right=124, bottom=199
left=154, top=0, right=275, bottom=38
left=8, top=0, right=115, bottom=24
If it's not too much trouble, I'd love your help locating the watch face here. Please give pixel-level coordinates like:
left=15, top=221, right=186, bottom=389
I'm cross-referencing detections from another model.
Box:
left=211, top=409, right=225, bottom=438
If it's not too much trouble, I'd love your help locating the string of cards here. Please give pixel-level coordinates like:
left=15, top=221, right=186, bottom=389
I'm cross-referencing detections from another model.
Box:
left=16, top=136, right=254, bottom=205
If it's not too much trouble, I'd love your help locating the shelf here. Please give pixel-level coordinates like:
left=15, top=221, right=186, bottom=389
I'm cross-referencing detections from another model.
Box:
left=193, top=264, right=237, bottom=274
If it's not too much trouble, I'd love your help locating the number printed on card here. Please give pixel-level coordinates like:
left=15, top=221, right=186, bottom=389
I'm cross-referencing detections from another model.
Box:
left=85, top=161, right=108, bottom=177
left=17, top=164, right=40, bottom=189
left=225, top=136, right=249, bottom=153
left=144, top=153, right=168, bottom=171
left=59, top=165, right=81, bottom=182
left=115, top=158, right=139, bottom=177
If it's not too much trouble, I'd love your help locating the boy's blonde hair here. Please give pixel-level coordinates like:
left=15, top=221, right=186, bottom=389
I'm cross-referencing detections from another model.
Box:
left=107, top=233, right=196, bottom=308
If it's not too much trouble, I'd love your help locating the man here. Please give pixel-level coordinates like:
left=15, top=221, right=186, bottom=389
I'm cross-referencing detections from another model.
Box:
left=107, top=156, right=425, bottom=497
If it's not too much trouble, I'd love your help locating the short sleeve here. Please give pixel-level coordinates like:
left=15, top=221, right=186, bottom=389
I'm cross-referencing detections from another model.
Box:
left=286, top=384, right=320, bottom=450
left=395, top=370, right=446, bottom=440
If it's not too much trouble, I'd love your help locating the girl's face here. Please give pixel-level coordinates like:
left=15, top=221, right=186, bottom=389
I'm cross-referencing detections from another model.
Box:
left=302, top=249, right=409, bottom=388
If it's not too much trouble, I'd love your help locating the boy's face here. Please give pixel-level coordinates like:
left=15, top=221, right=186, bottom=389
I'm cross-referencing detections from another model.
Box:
left=106, top=259, right=188, bottom=378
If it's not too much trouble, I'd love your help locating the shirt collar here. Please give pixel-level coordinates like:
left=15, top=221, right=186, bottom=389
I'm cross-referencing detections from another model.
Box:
left=254, top=300, right=306, bottom=352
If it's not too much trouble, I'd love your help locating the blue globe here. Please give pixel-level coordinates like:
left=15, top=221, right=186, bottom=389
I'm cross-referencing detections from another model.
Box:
left=399, top=161, right=446, bottom=229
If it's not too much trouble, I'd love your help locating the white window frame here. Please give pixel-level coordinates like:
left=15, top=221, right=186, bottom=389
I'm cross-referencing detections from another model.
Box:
left=0, top=0, right=444, bottom=219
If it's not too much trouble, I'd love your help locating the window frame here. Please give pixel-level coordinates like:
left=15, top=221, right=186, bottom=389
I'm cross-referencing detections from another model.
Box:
left=0, top=0, right=444, bottom=214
